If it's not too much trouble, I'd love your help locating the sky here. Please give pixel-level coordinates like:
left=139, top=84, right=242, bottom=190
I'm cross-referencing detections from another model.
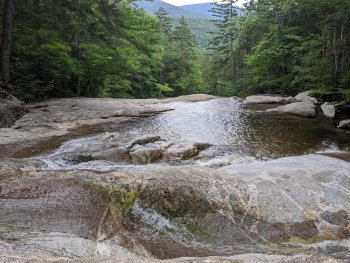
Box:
left=163, top=0, right=247, bottom=7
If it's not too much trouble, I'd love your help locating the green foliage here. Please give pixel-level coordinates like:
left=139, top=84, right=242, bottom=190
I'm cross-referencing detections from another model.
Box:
left=5, top=0, right=209, bottom=101
left=207, top=0, right=350, bottom=97
left=156, top=16, right=205, bottom=96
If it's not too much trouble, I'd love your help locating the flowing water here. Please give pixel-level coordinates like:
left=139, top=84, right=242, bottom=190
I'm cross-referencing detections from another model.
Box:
left=6, top=97, right=350, bottom=170
left=3, top=97, right=350, bottom=260
left=131, top=98, right=350, bottom=160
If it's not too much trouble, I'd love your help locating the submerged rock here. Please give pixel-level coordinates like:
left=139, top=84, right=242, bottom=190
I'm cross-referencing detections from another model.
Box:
left=266, top=101, right=316, bottom=117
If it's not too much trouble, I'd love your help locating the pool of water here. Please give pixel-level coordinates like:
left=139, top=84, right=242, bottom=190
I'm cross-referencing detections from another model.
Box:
left=4, top=97, right=350, bottom=169
left=129, top=98, right=350, bottom=160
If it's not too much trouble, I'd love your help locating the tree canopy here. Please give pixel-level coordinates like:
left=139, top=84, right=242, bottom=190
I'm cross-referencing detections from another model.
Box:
left=0, top=0, right=349, bottom=101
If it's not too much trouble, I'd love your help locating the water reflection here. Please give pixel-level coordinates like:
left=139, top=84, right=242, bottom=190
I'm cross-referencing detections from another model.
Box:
left=131, top=98, right=350, bottom=160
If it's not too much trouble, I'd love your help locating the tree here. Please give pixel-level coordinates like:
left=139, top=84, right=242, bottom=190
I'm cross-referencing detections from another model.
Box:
left=207, top=0, right=241, bottom=93
left=207, top=0, right=350, bottom=96
left=0, top=0, right=14, bottom=86
left=155, top=7, right=172, bottom=36
left=166, top=17, right=203, bottom=95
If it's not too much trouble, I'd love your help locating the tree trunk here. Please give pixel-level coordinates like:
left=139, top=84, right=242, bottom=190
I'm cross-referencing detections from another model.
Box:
left=0, top=0, right=15, bottom=85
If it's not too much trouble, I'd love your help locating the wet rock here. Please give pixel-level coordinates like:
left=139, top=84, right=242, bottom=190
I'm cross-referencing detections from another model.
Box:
left=0, top=98, right=27, bottom=128
left=321, top=102, right=336, bottom=118
left=162, top=94, right=217, bottom=103
left=130, top=144, right=164, bottom=164
left=91, top=147, right=131, bottom=163
left=125, top=134, right=161, bottom=150
left=164, top=142, right=200, bottom=160
left=139, top=155, right=350, bottom=247
left=0, top=158, right=47, bottom=173
left=244, top=95, right=286, bottom=104
left=266, top=101, right=316, bottom=117
left=1, top=154, right=350, bottom=260
left=338, top=119, right=350, bottom=129
left=321, top=210, right=350, bottom=227
left=295, top=91, right=318, bottom=104
left=0, top=169, right=150, bottom=260
left=0, top=253, right=342, bottom=263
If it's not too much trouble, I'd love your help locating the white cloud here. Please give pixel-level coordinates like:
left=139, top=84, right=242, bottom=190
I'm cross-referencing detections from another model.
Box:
left=163, top=0, right=247, bottom=7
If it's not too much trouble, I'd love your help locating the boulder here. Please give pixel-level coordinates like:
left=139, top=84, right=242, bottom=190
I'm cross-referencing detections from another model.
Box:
left=164, top=141, right=200, bottom=160
left=295, top=91, right=318, bottom=104
left=338, top=119, right=350, bottom=129
left=0, top=98, right=27, bottom=128
left=129, top=143, right=164, bottom=164
left=266, top=101, right=316, bottom=117
left=321, top=102, right=336, bottom=118
left=244, top=95, right=285, bottom=104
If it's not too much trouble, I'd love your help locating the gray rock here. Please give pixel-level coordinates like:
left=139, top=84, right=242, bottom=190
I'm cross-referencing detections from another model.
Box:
left=338, top=119, right=350, bottom=129
left=244, top=95, right=285, bottom=104
left=164, top=141, right=200, bottom=160
left=295, top=91, right=318, bottom=104
left=91, top=147, right=131, bottom=163
left=284, top=96, right=298, bottom=103
left=0, top=98, right=27, bottom=128
left=321, top=102, right=336, bottom=118
left=129, top=143, right=164, bottom=164
left=1, top=154, right=350, bottom=261
left=266, top=101, right=316, bottom=117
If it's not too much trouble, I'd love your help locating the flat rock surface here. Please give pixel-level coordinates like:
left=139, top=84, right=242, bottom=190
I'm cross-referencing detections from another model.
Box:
left=1, top=95, right=350, bottom=262
left=0, top=95, right=216, bottom=156
left=266, top=101, right=316, bottom=117
left=244, top=95, right=286, bottom=104
left=1, top=154, right=350, bottom=261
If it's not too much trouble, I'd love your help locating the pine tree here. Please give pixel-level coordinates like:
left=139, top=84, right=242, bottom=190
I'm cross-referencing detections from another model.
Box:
left=155, top=7, right=173, bottom=36
left=209, top=0, right=240, bottom=90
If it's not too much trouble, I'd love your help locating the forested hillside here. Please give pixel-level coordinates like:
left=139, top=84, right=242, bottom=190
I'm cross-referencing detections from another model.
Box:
left=0, top=0, right=349, bottom=101
left=132, top=0, right=210, bottom=19
left=0, top=0, right=204, bottom=101
left=206, top=0, right=350, bottom=97
left=134, top=0, right=216, bottom=49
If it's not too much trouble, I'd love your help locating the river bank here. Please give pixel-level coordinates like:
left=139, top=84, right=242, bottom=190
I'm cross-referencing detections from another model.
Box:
left=1, top=94, right=350, bottom=262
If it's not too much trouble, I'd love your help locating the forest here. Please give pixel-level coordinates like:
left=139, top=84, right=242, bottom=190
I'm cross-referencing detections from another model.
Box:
left=0, top=0, right=350, bottom=101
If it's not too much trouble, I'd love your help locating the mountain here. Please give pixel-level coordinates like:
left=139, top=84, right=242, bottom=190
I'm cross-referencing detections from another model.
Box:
left=181, top=2, right=243, bottom=18
left=180, top=2, right=214, bottom=18
left=132, top=0, right=210, bottom=19
left=131, top=0, right=218, bottom=49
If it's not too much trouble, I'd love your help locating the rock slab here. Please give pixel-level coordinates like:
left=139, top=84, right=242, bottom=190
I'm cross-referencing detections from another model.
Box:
left=266, top=101, right=316, bottom=117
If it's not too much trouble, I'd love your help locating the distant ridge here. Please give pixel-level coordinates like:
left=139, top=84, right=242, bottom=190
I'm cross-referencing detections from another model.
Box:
left=132, top=0, right=211, bottom=19
left=181, top=2, right=242, bottom=17
left=180, top=2, right=215, bottom=18
left=131, top=0, right=218, bottom=49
